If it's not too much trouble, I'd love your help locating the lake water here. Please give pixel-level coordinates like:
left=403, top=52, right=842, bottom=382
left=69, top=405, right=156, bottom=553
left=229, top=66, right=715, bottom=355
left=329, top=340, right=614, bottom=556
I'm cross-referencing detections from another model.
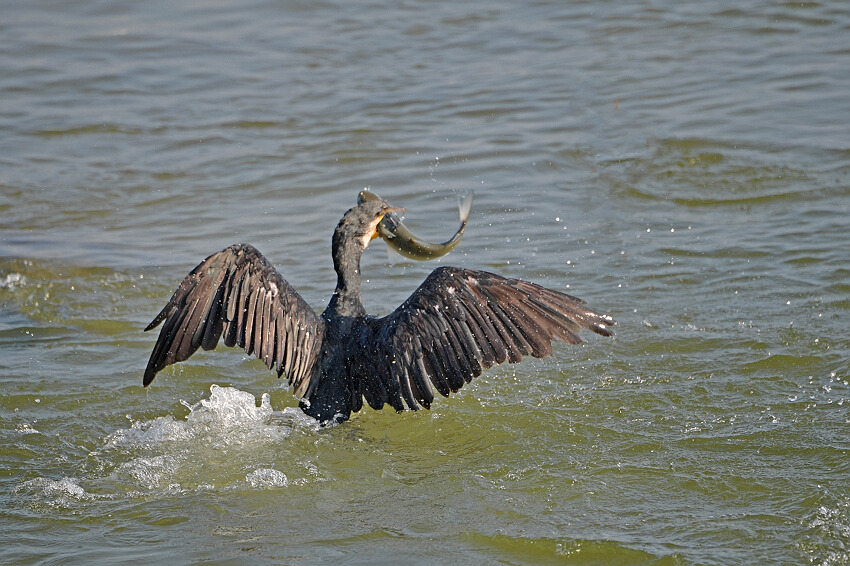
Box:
left=2, top=1, right=849, bottom=564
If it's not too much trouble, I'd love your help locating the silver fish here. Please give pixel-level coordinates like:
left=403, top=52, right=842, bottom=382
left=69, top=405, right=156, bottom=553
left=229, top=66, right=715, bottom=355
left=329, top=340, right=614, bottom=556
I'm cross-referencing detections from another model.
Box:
left=357, top=189, right=474, bottom=260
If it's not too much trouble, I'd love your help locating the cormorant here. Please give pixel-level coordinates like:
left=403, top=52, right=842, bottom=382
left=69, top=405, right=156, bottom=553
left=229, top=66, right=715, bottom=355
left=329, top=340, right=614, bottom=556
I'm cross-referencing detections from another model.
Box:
left=144, top=195, right=615, bottom=425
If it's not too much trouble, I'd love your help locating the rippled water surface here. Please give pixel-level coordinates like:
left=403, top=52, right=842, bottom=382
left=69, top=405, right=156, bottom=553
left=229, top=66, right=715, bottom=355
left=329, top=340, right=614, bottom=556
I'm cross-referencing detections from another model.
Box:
left=2, top=1, right=849, bottom=564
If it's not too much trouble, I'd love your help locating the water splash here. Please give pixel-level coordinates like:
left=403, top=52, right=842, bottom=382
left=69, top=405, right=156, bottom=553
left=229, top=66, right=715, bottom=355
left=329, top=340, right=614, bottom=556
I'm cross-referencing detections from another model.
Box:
left=13, top=476, right=118, bottom=512
left=19, top=477, right=88, bottom=501
left=182, top=384, right=274, bottom=429
left=21, top=385, right=323, bottom=505
left=100, top=385, right=322, bottom=493
left=104, top=384, right=318, bottom=450
left=799, top=500, right=850, bottom=565
left=0, top=272, right=26, bottom=290
left=246, top=468, right=289, bottom=488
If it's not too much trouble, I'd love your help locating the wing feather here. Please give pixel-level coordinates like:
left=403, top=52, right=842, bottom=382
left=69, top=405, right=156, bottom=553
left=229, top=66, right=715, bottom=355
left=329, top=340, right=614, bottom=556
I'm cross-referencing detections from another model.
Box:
left=456, top=291, right=500, bottom=367
left=200, top=280, right=226, bottom=351
left=143, top=244, right=324, bottom=389
left=252, top=287, right=266, bottom=360
left=384, top=349, right=406, bottom=411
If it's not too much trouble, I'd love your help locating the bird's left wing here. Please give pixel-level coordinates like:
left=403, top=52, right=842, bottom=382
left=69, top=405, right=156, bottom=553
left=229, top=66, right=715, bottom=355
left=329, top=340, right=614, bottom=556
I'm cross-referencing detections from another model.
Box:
left=359, top=266, right=614, bottom=412
left=144, top=244, right=324, bottom=397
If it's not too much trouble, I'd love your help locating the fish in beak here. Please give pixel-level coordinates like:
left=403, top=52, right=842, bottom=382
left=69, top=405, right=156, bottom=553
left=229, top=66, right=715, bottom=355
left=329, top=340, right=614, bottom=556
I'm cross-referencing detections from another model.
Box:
left=357, top=189, right=474, bottom=260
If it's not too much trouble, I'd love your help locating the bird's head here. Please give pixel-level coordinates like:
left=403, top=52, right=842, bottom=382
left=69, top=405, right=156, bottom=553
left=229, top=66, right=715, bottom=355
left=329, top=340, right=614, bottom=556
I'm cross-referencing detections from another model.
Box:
left=334, top=198, right=406, bottom=253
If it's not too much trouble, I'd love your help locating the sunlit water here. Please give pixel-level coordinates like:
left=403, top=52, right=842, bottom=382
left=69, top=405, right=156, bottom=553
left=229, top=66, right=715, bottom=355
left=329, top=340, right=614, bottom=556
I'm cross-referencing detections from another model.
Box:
left=2, top=1, right=849, bottom=564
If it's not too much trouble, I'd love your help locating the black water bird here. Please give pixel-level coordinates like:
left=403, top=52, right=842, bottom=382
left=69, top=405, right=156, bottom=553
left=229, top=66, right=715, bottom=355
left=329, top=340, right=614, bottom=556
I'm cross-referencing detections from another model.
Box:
left=144, top=196, right=615, bottom=425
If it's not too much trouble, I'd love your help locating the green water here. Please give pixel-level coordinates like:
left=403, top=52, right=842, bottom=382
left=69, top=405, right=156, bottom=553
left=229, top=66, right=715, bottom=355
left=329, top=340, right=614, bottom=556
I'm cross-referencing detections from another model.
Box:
left=2, top=1, right=849, bottom=564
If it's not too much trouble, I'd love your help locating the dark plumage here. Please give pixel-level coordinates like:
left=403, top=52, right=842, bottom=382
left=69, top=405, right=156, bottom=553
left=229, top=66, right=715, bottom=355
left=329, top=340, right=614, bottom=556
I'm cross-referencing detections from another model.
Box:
left=144, top=198, right=614, bottom=425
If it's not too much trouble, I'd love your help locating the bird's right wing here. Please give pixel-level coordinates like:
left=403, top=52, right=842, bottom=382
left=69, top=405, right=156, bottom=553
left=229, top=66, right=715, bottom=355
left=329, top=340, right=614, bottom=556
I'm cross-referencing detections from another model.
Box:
left=144, top=244, right=324, bottom=398
left=359, top=266, right=614, bottom=412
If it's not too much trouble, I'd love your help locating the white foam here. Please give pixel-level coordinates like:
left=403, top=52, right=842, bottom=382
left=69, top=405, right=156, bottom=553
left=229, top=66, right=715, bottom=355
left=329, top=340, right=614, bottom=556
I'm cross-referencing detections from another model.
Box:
left=16, top=476, right=100, bottom=507
left=91, top=385, right=322, bottom=495
left=103, top=415, right=192, bottom=448
left=38, top=477, right=86, bottom=498
left=184, top=384, right=273, bottom=427
left=114, top=455, right=180, bottom=492
left=246, top=468, right=289, bottom=488
left=15, top=422, right=40, bottom=435
left=0, top=273, right=26, bottom=290
left=103, top=385, right=311, bottom=451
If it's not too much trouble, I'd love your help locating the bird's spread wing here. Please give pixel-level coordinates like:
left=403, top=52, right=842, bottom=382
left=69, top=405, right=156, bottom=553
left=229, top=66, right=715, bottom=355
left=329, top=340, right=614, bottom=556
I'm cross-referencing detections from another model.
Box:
left=144, top=244, right=324, bottom=397
left=361, top=266, right=614, bottom=412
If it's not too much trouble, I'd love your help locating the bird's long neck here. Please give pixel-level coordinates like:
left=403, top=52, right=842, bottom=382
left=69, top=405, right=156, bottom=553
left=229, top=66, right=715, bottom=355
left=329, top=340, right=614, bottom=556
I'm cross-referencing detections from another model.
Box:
left=328, top=231, right=366, bottom=318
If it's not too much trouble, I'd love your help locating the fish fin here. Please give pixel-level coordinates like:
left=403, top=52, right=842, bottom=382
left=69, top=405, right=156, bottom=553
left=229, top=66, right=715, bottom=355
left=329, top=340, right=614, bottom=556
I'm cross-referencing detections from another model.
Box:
left=385, top=242, right=407, bottom=265
left=456, top=190, right=474, bottom=224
